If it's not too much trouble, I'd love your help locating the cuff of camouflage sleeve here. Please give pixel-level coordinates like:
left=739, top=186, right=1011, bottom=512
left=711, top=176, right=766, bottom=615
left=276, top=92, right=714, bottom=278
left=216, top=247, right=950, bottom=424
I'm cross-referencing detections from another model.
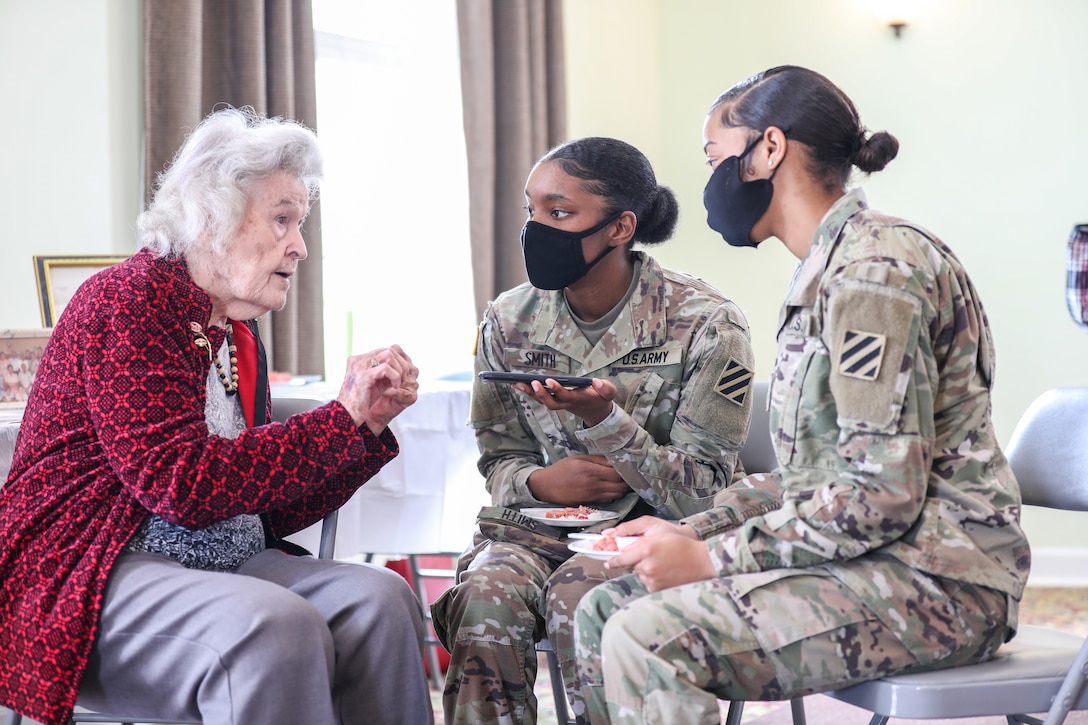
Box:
left=681, top=508, right=742, bottom=539
left=511, top=464, right=548, bottom=505
left=681, top=475, right=784, bottom=538
left=573, top=402, right=632, bottom=452
left=707, top=527, right=771, bottom=578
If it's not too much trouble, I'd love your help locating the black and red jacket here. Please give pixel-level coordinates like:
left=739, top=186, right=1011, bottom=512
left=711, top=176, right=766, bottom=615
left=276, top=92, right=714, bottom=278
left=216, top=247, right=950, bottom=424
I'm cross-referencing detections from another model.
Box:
left=0, top=249, right=396, bottom=724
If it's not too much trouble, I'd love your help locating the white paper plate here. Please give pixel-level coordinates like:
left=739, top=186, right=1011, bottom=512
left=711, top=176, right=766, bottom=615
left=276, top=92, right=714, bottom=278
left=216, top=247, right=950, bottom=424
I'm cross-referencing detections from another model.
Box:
left=520, top=507, right=621, bottom=528
left=567, top=534, right=638, bottom=560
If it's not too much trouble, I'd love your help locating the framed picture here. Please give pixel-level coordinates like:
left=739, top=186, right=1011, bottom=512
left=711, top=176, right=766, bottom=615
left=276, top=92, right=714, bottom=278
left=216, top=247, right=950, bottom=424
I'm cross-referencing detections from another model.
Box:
left=34, top=255, right=130, bottom=327
left=0, top=328, right=53, bottom=410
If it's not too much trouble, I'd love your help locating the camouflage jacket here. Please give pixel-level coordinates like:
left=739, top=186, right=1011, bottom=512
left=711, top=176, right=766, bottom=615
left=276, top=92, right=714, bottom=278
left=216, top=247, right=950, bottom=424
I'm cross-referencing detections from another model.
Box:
left=685, top=190, right=1030, bottom=599
left=471, top=252, right=755, bottom=520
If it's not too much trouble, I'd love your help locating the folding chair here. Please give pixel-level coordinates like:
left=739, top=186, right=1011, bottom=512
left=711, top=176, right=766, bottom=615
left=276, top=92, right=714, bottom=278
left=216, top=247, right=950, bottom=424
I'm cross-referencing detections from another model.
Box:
left=406, top=553, right=458, bottom=690
left=820, top=386, right=1088, bottom=725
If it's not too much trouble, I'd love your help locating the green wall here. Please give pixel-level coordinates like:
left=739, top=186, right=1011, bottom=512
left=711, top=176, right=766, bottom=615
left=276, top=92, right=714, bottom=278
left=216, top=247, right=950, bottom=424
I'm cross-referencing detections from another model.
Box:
left=0, top=0, right=143, bottom=325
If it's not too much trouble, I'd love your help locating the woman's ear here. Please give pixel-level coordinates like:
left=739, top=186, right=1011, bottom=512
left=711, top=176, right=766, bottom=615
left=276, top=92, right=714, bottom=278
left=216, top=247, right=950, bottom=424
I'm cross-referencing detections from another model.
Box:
left=763, top=126, right=789, bottom=172
left=610, top=210, right=638, bottom=246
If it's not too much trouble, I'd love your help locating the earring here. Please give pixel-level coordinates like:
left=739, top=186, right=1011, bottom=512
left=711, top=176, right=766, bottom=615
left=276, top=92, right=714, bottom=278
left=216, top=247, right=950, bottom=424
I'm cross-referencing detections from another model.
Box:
left=768, top=160, right=773, bottom=167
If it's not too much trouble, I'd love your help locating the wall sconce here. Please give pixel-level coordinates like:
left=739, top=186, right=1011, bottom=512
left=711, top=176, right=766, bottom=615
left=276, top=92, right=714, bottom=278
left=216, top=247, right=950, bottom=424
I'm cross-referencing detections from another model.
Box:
left=871, top=0, right=915, bottom=38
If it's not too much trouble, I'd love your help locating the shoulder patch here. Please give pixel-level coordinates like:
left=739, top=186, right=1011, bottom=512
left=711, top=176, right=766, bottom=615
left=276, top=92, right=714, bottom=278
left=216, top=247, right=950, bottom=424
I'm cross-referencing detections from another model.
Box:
left=837, top=329, right=886, bottom=381
left=826, top=283, right=921, bottom=429
left=714, top=357, right=754, bottom=406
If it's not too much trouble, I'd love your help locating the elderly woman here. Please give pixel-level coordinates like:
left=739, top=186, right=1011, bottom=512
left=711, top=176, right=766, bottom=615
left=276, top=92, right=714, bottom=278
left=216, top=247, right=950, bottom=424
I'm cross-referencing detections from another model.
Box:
left=0, top=109, right=432, bottom=725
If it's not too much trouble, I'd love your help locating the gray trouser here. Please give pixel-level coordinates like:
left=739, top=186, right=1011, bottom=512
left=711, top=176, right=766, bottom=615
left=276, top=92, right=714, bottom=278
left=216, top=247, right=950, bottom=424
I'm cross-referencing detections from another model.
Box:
left=79, top=549, right=434, bottom=725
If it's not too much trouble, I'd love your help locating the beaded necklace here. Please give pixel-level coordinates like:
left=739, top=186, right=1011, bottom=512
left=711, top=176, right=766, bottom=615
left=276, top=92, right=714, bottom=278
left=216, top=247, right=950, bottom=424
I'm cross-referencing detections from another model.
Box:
left=191, top=321, right=239, bottom=396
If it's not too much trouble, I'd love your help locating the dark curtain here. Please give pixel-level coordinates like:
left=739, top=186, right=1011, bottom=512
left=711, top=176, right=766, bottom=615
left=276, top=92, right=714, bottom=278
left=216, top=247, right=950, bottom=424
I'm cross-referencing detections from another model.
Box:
left=143, top=0, right=324, bottom=376
left=456, top=0, right=567, bottom=319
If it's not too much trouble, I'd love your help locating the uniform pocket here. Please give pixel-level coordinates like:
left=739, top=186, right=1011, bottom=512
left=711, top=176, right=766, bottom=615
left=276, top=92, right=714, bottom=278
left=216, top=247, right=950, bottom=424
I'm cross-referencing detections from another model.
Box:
left=722, top=566, right=876, bottom=654
left=771, top=317, right=832, bottom=470
left=620, top=370, right=670, bottom=441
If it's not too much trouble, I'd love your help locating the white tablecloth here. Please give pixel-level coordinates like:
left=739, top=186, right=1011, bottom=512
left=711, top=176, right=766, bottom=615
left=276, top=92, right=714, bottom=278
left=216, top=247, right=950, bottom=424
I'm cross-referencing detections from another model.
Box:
left=0, top=410, right=22, bottom=483
left=275, top=379, right=489, bottom=557
left=0, top=382, right=489, bottom=558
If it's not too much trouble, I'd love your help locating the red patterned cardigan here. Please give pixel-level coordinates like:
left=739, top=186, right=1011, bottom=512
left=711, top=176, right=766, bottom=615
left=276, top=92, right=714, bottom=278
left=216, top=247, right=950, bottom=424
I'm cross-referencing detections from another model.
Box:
left=0, top=249, right=398, bottom=725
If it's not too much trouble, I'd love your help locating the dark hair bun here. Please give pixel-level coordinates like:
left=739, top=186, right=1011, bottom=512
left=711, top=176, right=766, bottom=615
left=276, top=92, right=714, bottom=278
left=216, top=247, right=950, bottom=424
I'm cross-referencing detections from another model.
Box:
left=854, top=130, right=899, bottom=173
left=636, top=185, right=679, bottom=246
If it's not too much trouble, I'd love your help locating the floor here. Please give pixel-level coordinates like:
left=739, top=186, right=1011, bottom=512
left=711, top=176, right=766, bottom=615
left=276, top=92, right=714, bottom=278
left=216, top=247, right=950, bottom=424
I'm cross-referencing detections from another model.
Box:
left=3, top=587, right=1084, bottom=725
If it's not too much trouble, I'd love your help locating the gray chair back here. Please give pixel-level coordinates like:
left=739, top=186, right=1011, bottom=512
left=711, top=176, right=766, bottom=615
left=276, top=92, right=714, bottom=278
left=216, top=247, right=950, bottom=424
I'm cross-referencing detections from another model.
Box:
left=739, top=381, right=776, bottom=474
left=270, top=395, right=338, bottom=561
left=270, top=395, right=327, bottom=423
left=1004, top=386, right=1088, bottom=511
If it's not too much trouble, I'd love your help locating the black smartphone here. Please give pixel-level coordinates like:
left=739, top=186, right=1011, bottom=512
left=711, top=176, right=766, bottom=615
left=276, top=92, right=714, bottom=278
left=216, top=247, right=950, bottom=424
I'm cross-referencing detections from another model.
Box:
left=478, top=371, right=594, bottom=388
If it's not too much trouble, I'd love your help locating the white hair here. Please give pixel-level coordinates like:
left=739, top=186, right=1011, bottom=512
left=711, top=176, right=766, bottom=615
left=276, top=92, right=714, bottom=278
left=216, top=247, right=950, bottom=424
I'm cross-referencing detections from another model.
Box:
left=137, top=106, right=323, bottom=257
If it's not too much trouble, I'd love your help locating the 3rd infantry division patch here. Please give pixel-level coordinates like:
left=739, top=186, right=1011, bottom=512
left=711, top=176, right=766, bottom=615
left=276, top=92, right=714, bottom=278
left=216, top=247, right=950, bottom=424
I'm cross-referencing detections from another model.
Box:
left=838, top=329, right=886, bottom=381
left=714, top=358, right=753, bottom=405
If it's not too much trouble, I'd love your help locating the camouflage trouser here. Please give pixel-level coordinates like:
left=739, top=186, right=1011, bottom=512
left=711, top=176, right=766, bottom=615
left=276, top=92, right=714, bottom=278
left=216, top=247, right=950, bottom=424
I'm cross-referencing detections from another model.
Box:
left=574, top=555, right=1012, bottom=725
left=431, top=536, right=625, bottom=725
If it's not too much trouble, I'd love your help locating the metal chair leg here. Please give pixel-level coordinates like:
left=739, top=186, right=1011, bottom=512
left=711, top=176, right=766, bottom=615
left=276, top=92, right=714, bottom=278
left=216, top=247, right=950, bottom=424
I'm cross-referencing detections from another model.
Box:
left=790, top=696, right=807, bottom=725
left=1042, top=636, right=1088, bottom=725
left=544, top=645, right=574, bottom=725
left=407, top=553, right=456, bottom=690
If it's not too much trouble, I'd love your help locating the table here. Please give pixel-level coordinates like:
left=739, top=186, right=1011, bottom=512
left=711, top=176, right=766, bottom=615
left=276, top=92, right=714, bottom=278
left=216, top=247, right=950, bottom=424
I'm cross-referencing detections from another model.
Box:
left=275, top=379, right=487, bottom=687
left=0, top=382, right=490, bottom=558
left=274, top=379, right=489, bottom=557
left=0, top=410, right=22, bottom=483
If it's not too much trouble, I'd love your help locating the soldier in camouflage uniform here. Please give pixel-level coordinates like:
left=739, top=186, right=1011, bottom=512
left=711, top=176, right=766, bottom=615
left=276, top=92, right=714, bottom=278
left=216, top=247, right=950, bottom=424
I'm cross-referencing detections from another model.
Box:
left=574, top=66, right=1031, bottom=724
left=430, top=137, right=759, bottom=724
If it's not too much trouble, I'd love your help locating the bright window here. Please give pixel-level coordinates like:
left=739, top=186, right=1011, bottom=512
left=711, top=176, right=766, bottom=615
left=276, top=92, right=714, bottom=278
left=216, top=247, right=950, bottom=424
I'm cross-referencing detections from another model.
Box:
left=313, top=1, right=475, bottom=382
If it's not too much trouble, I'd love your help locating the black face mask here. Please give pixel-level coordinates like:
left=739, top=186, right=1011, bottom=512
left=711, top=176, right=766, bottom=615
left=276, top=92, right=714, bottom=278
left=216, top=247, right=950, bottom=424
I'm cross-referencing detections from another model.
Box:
left=520, top=212, right=621, bottom=290
left=703, top=134, right=777, bottom=248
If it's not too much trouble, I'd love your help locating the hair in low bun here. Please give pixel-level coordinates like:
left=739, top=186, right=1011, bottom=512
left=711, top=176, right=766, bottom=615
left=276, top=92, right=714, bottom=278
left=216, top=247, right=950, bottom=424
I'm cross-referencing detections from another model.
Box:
left=708, top=65, right=900, bottom=192
left=635, top=185, right=679, bottom=246
left=854, top=130, right=899, bottom=174
left=540, top=137, right=679, bottom=247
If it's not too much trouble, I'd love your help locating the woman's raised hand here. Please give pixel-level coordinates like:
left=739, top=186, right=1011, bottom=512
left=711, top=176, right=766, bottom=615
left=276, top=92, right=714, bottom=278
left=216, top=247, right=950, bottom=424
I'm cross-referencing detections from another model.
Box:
left=336, top=344, right=419, bottom=435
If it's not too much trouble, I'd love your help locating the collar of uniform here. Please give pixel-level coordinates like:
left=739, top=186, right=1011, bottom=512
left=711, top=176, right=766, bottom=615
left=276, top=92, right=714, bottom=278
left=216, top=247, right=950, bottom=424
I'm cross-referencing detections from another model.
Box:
left=527, top=285, right=588, bottom=361
left=526, top=252, right=667, bottom=371
left=572, top=252, right=668, bottom=373
left=780, top=188, right=868, bottom=313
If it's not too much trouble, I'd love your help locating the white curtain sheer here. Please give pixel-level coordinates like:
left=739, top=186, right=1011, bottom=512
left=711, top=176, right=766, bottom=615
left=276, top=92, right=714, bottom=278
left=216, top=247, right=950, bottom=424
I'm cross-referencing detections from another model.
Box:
left=313, top=1, right=475, bottom=380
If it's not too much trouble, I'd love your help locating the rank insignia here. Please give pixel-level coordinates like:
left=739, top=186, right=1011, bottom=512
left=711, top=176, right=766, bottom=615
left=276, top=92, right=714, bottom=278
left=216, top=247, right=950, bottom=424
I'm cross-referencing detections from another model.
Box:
left=838, top=329, right=886, bottom=381
left=714, top=358, right=753, bottom=405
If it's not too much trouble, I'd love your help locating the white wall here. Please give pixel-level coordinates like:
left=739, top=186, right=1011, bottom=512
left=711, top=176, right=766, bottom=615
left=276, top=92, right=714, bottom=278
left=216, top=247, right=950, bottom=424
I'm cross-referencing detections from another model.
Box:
left=0, top=0, right=142, bottom=328
left=565, top=0, right=1088, bottom=554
